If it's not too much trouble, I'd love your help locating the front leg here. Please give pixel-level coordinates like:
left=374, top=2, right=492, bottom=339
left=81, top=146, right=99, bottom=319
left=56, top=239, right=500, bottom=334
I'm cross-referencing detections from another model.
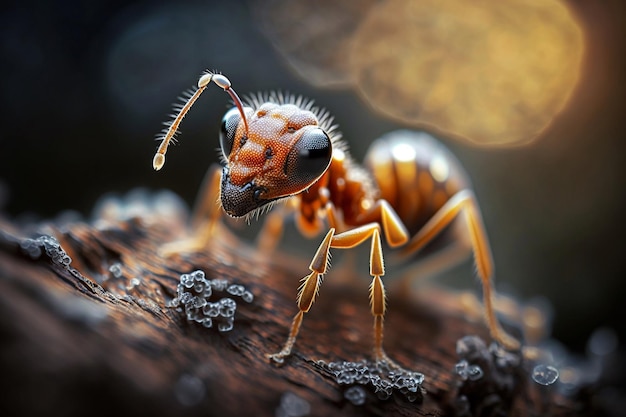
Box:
left=268, top=223, right=401, bottom=367
left=159, top=165, right=235, bottom=256
left=268, top=228, right=335, bottom=364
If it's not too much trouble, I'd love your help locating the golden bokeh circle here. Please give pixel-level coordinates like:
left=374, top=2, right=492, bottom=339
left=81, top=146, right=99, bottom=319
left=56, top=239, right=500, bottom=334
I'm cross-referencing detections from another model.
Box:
left=350, top=0, right=584, bottom=146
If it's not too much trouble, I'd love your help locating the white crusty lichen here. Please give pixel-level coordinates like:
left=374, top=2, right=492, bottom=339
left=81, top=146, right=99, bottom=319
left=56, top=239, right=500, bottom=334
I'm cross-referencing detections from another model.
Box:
left=168, top=269, right=253, bottom=332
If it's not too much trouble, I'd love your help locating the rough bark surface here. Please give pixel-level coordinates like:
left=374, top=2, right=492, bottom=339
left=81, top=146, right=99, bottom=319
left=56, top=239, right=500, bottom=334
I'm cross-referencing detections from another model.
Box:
left=0, top=210, right=583, bottom=417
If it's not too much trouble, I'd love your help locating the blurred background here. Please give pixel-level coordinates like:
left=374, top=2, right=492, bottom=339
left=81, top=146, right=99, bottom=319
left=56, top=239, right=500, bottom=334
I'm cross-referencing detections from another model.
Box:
left=0, top=0, right=625, bottom=356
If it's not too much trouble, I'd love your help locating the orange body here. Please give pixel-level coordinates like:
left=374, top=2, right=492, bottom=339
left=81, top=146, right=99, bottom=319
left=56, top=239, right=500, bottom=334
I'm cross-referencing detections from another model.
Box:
left=153, top=72, right=519, bottom=367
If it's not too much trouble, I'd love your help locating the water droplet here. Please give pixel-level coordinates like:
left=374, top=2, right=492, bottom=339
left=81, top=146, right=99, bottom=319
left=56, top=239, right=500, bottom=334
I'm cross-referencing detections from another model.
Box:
left=467, top=364, right=484, bottom=381
left=344, top=386, right=366, bottom=406
left=456, top=335, right=486, bottom=357
left=337, top=373, right=354, bottom=385
left=192, top=297, right=206, bottom=308
left=183, top=277, right=194, bottom=288
left=278, top=391, right=310, bottom=417
left=227, top=284, right=245, bottom=296
left=203, top=302, right=219, bottom=317
left=219, top=298, right=237, bottom=317
left=108, top=263, right=123, bottom=278
left=532, top=364, right=559, bottom=386
left=242, top=291, right=254, bottom=303
left=455, top=359, right=483, bottom=381
left=455, top=359, right=469, bottom=380
left=179, top=292, right=191, bottom=304
left=192, top=270, right=205, bottom=281
left=21, top=239, right=42, bottom=258
left=211, top=279, right=228, bottom=291
left=218, top=318, right=234, bottom=332
left=587, top=327, right=618, bottom=357
left=174, top=374, right=205, bottom=406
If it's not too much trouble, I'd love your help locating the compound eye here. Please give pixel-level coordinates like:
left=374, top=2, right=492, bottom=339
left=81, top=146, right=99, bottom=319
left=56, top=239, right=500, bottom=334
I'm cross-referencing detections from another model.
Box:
left=285, top=128, right=332, bottom=186
left=219, top=107, right=241, bottom=158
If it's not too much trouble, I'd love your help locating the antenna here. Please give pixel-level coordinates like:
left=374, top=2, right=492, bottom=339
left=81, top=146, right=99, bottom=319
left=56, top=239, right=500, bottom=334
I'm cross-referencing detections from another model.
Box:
left=153, top=71, right=249, bottom=171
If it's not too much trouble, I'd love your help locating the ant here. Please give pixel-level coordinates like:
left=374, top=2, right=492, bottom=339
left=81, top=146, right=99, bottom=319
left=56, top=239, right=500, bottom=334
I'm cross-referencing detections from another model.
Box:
left=153, top=70, right=520, bottom=366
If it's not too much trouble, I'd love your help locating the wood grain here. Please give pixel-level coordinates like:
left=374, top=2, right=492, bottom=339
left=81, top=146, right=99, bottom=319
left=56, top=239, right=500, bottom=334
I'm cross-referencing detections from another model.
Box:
left=0, top=210, right=582, bottom=417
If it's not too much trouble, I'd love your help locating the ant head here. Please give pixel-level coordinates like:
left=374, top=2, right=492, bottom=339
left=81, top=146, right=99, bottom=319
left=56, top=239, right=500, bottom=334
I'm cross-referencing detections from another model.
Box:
left=219, top=100, right=333, bottom=218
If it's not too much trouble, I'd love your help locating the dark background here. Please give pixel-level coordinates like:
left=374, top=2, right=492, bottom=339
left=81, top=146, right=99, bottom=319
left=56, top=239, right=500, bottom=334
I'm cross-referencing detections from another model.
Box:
left=1, top=0, right=625, bottom=355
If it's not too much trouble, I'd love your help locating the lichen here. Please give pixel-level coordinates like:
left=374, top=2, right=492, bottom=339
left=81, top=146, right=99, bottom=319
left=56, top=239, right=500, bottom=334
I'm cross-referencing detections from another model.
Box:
left=168, top=269, right=253, bottom=332
left=453, top=335, right=524, bottom=416
left=318, top=359, right=425, bottom=404
left=20, top=234, right=72, bottom=267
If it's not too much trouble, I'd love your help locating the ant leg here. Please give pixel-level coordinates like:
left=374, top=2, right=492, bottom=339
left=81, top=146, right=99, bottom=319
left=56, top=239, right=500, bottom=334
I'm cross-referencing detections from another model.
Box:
left=393, top=238, right=471, bottom=296
left=255, top=201, right=298, bottom=254
left=356, top=199, right=409, bottom=247
left=367, top=230, right=391, bottom=362
left=160, top=165, right=234, bottom=256
left=190, top=164, right=223, bottom=232
left=401, top=190, right=520, bottom=351
left=268, top=228, right=335, bottom=364
left=330, top=224, right=399, bottom=366
left=269, top=223, right=400, bottom=365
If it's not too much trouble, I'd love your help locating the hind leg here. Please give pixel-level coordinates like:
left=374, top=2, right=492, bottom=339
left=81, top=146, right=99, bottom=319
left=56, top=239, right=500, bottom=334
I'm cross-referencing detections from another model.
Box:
left=401, top=190, right=520, bottom=351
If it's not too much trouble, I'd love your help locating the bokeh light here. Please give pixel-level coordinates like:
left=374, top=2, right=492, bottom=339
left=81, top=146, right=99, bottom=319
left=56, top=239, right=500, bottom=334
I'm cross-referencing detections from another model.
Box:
left=252, top=0, right=377, bottom=88
left=256, top=0, right=584, bottom=146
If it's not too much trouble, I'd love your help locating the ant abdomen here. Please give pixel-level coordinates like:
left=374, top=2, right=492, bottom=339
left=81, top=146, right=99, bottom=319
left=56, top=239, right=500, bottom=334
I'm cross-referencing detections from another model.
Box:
left=364, top=130, right=470, bottom=236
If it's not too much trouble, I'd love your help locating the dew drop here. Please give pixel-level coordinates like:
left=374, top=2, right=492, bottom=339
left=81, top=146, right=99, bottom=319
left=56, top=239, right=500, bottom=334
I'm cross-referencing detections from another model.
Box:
left=455, top=359, right=469, bottom=380
left=108, top=263, right=123, bottom=278
left=192, top=297, right=206, bottom=309
left=227, top=284, right=245, bottom=296
left=242, top=291, right=254, bottom=303
left=532, top=364, right=559, bottom=386
left=211, top=279, right=228, bottom=291
left=218, top=318, right=234, bottom=332
left=587, top=327, right=618, bottom=357
left=192, top=270, right=205, bottom=280
left=174, top=374, right=205, bottom=406
left=467, top=364, right=484, bottom=381
left=278, top=391, right=310, bottom=417
left=203, top=302, right=219, bottom=317
left=344, top=386, right=366, bottom=406
left=219, top=298, right=237, bottom=317
left=183, top=277, right=194, bottom=288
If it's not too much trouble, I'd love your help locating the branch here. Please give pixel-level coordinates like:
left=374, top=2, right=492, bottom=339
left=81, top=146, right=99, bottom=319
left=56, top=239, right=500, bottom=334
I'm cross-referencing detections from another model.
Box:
left=0, top=205, right=584, bottom=417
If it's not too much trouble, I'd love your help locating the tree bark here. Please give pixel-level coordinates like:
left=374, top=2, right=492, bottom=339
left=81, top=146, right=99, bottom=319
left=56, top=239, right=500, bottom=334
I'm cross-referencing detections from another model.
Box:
left=0, top=210, right=583, bottom=417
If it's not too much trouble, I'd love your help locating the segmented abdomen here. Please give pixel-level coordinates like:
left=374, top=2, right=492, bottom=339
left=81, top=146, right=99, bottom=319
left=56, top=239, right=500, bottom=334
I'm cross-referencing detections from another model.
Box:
left=364, top=130, right=470, bottom=236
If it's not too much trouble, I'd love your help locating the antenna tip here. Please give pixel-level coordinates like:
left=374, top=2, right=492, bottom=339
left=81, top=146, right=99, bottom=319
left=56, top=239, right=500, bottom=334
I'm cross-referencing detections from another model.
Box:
left=153, top=153, right=165, bottom=171
left=211, top=73, right=231, bottom=90
left=198, top=72, right=213, bottom=88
